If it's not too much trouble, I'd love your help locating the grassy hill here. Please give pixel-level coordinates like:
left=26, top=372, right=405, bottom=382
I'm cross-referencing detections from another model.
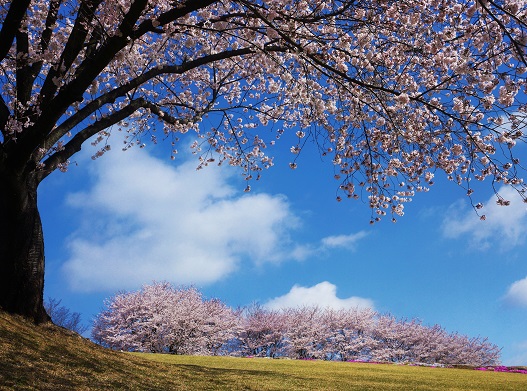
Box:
left=1, top=310, right=526, bottom=390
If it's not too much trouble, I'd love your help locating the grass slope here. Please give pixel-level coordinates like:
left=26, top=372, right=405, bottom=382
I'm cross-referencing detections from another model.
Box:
left=1, top=311, right=526, bottom=390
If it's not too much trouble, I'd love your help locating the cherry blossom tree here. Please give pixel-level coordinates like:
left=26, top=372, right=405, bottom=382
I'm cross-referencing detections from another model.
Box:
left=1, top=1, right=527, bottom=323
left=369, top=315, right=421, bottom=363
left=92, top=282, right=238, bottom=354
left=323, top=307, right=376, bottom=361
left=367, top=315, right=501, bottom=365
left=278, top=308, right=500, bottom=365
left=166, top=289, right=239, bottom=355
left=93, top=284, right=500, bottom=365
left=237, top=303, right=286, bottom=357
left=92, top=282, right=178, bottom=352
left=200, top=299, right=240, bottom=355
left=282, top=306, right=331, bottom=359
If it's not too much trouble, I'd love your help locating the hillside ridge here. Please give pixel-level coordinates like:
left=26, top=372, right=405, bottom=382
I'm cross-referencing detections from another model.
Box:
left=0, top=311, right=186, bottom=390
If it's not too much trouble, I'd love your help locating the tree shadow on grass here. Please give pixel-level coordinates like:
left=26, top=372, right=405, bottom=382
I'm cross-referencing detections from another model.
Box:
left=171, top=363, right=304, bottom=390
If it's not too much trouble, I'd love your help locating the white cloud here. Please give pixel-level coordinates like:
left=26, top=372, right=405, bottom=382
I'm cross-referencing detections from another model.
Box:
left=504, top=276, right=527, bottom=307
left=250, top=226, right=368, bottom=263
left=61, top=145, right=300, bottom=292
left=265, top=281, right=374, bottom=310
left=287, top=232, right=368, bottom=261
left=442, top=186, right=527, bottom=249
left=321, top=232, right=368, bottom=249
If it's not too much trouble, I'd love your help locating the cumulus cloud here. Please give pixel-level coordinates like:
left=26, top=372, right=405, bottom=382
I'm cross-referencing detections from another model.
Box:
left=61, top=145, right=300, bottom=292
left=442, top=186, right=527, bottom=249
left=504, top=276, right=527, bottom=307
left=265, top=281, right=374, bottom=310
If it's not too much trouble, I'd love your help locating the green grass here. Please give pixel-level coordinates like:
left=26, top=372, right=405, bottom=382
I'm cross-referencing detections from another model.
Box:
left=135, top=354, right=527, bottom=391
left=1, top=311, right=526, bottom=390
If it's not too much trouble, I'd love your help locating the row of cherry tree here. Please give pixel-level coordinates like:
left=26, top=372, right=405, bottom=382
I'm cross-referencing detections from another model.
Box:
left=92, top=282, right=500, bottom=366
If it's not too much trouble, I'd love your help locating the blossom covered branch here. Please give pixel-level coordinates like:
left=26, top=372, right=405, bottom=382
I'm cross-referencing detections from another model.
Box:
left=0, top=0, right=526, bottom=221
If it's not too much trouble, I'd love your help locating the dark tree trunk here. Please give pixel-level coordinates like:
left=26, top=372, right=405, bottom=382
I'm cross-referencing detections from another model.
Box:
left=0, top=167, right=49, bottom=324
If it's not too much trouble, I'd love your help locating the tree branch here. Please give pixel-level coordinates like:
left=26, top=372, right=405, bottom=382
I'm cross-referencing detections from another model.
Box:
left=7, top=0, right=64, bottom=114
left=477, top=0, right=527, bottom=67
left=39, top=0, right=104, bottom=104
left=0, top=95, right=10, bottom=139
left=21, top=1, right=225, bottom=166
left=0, top=0, right=31, bottom=61
left=10, top=0, right=147, bottom=169
left=37, top=98, right=147, bottom=182
left=34, top=47, right=262, bottom=163
left=132, top=0, right=218, bottom=39
left=16, top=27, right=32, bottom=108
left=38, top=84, right=221, bottom=181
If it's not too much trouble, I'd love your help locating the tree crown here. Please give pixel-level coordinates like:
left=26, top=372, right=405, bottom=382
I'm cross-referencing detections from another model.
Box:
left=1, top=0, right=526, bottom=221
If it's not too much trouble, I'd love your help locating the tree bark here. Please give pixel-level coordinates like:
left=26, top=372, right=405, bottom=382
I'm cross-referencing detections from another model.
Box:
left=0, top=167, right=49, bottom=324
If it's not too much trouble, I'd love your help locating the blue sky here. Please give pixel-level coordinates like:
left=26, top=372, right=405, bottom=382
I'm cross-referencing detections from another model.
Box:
left=40, top=130, right=527, bottom=365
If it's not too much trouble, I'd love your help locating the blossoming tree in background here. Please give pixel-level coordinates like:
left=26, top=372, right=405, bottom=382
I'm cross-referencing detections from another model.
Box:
left=91, top=281, right=178, bottom=352
left=237, top=303, right=286, bottom=357
left=1, top=0, right=527, bottom=322
left=93, top=283, right=501, bottom=365
left=92, top=282, right=239, bottom=354
left=332, top=307, right=377, bottom=361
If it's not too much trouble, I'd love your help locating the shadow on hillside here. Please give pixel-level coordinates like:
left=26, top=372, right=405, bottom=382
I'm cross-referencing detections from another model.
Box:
left=173, top=362, right=302, bottom=387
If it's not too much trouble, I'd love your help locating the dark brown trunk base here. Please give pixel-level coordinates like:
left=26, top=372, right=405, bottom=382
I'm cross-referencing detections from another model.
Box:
left=0, top=169, right=49, bottom=324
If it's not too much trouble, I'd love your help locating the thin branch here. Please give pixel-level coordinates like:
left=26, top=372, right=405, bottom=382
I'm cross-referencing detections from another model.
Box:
left=477, top=0, right=527, bottom=67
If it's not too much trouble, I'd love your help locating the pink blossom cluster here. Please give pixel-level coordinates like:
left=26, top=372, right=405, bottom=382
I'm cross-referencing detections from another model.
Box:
left=475, top=366, right=527, bottom=374
left=1, top=0, right=526, bottom=219
left=93, top=283, right=500, bottom=366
